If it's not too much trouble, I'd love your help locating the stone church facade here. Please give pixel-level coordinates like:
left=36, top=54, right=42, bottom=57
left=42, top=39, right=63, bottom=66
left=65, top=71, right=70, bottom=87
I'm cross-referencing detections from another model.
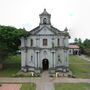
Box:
left=21, top=9, right=70, bottom=74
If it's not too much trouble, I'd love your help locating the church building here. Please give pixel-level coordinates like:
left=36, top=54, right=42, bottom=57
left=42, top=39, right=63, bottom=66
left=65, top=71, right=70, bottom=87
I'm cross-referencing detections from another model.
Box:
left=21, top=9, right=70, bottom=74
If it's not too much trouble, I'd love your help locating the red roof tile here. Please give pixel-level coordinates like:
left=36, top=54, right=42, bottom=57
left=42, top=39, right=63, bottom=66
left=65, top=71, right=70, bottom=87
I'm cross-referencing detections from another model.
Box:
left=69, top=45, right=79, bottom=49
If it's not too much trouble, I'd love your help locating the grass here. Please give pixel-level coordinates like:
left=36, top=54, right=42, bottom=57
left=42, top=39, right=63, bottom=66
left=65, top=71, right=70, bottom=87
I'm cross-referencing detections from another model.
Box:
left=0, top=54, right=90, bottom=78
left=20, top=83, right=36, bottom=90
left=55, top=83, right=90, bottom=90
left=69, top=55, right=90, bottom=78
left=0, top=55, right=21, bottom=77
left=0, top=68, right=19, bottom=77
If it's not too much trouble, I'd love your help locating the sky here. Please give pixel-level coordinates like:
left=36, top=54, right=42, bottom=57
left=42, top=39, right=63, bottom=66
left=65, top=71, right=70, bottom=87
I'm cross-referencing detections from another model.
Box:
left=0, top=0, right=90, bottom=42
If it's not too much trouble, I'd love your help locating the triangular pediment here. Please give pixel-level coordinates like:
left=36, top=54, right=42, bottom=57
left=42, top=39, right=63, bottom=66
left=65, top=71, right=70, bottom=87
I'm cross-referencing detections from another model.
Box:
left=34, top=26, right=57, bottom=35
left=29, top=25, right=63, bottom=35
left=37, top=27, right=54, bottom=35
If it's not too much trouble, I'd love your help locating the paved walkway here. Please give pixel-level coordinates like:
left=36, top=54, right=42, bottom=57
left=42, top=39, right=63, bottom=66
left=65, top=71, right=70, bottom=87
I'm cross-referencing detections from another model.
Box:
left=0, top=78, right=90, bottom=90
left=79, top=55, right=90, bottom=62
left=36, top=71, right=54, bottom=90
left=0, top=71, right=90, bottom=90
left=0, top=77, right=90, bottom=83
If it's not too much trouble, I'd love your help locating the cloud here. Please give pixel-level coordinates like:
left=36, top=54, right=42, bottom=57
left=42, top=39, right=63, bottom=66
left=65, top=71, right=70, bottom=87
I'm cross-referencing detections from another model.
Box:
left=0, top=0, right=90, bottom=42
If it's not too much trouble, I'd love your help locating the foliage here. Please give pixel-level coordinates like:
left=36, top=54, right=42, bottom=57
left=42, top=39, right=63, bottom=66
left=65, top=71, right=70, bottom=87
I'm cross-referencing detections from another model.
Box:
left=4, top=55, right=21, bottom=63
left=74, top=38, right=83, bottom=47
left=83, top=39, right=90, bottom=56
left=0, top=25, right=28, bottom=62
left=83, top=39, right=90, bottom=48
left=0, top=44, right=9, bottom=63
left=74, top=38, right=78, bottom=44
left=74, top=38, right=90, bottom=54
left=0, top=55, right=20, bottom=77
left=84, top=48, right=90, bottom=56
left=55, top=83, right=90, bottom=90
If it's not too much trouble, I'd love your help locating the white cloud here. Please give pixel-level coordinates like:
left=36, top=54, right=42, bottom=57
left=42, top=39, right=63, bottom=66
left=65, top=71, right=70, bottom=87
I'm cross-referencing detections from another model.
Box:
left=0, top=0, right=90, bottom=42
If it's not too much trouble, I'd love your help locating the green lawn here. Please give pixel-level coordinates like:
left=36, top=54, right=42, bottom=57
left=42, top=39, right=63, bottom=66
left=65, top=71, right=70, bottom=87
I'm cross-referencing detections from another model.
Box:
left=0, top=67, right=20, bottom=77
left=20, top=83, right=36, bottom=90
left=69, top=55, right=90, bottom=78
left=0, top=55, right=90, bottom=78
left=55, top=83, right=90, bottom=90
left=0, top=55, right=21, bottom=77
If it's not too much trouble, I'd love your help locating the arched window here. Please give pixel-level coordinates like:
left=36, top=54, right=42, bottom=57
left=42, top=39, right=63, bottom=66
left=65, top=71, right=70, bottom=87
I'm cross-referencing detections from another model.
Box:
left=43, top=18, right=47, bottom=24
left=57, top=38, right=60, bottom=46
left=31, top=39, right=33, bottom=46
left=31, top=56, right=33, bottom=62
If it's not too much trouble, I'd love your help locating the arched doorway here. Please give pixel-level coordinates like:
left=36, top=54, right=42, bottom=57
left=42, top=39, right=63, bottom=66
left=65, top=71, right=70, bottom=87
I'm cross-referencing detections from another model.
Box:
left=42, top=59, right=49, bottom=70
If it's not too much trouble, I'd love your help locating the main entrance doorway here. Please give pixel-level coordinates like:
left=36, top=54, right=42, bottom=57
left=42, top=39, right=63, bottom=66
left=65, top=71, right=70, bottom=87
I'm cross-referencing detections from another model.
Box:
left=42, top=59, right=49, bottom=70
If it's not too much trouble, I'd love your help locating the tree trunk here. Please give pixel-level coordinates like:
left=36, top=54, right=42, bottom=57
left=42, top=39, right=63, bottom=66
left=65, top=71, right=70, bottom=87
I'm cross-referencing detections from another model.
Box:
left=0, top=63, right=3, bottom=70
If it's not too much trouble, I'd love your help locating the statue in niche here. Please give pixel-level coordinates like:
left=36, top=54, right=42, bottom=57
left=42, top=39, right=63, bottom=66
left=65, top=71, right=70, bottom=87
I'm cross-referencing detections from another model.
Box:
left=52, top=42, right=54, bottom=48
left=58, top=55, right=62, bottom=63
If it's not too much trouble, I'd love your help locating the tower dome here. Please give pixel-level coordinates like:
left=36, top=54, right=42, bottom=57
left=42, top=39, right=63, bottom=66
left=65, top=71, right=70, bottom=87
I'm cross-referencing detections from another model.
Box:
left=39, top=9, right=51, bottom=25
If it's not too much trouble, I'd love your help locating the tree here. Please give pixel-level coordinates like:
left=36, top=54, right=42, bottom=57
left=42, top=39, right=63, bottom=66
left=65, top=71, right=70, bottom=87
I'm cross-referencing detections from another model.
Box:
left=78, top=38, right=82, bottom=45
left=83, top=39, right=90, bottom=48
left=74, top=38, right=78, bottom=44
left=83, top=39, right=90, bottom=56
left=74, top=38, right=90, bottom=55
left=0, top=25, right=28, bottom=69
left=74, top=38, right=84, bottom=54
left=74, top=38, right=82, bottom=45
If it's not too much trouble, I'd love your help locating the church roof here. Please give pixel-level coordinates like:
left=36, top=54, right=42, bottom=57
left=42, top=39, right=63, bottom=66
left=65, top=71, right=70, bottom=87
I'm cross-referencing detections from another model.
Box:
left=29, top=25, right=70, bottom=37
left=27, top=9, right=70, bottom=37
left=40, top=9, right=51, bottom=16
left=29, top=25, right=61, bottom=34
left=69, top=45, right=80, bottom=49
left=29, top=26, right=40, bottom=34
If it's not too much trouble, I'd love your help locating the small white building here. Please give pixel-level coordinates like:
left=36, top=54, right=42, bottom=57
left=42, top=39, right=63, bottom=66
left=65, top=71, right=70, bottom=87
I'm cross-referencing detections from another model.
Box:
left=20, top=9, right=70, bottom=73
left=69, top=44, right=80, bottom=55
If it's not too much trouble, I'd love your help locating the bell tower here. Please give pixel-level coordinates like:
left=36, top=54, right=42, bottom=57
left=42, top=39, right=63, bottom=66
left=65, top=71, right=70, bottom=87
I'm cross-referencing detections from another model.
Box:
left=39, top=9, right=51, bottom=25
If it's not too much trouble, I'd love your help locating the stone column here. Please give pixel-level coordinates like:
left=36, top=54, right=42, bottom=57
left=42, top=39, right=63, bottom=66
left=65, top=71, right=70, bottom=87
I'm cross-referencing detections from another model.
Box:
left=52, top=52, right=54, bottom=67
left=21, top=49, right=27, bottom=72
left=36, top=52, right=38, bottom=68
left=65, top=37, right=69, bottom=47
left=21, top=37, right=25, bottom=47
left=54, top=52, right=56, bottom=67
left=66, top=50, right=69, bottom=67
left=51, top=51, right=55, bottom=68
left=35, top=50, right=40, bottom=68
left=60, top=37, right=63, bottom=46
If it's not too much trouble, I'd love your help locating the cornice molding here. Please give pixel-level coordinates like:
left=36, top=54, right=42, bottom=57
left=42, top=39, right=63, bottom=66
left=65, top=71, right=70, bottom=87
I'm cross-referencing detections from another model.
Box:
left=20, top=46, right=69, bottom=50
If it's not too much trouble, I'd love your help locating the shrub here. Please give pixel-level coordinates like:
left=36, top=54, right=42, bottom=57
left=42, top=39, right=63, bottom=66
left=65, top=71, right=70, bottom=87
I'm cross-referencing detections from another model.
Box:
left=84, top=48, right=90, bottom=56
